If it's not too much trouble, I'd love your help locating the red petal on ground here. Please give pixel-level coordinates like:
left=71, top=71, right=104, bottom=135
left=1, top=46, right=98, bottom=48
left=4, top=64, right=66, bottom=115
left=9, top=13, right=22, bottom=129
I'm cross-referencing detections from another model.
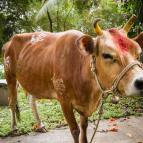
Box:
left=108, top=126, right=118, bottom=132
left=108, top=118, right=117, bottom=123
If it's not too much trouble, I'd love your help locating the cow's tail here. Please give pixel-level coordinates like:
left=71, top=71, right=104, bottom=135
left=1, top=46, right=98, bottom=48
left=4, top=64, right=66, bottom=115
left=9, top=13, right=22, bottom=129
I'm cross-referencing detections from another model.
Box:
left=16, top=101, right=21, bottom=121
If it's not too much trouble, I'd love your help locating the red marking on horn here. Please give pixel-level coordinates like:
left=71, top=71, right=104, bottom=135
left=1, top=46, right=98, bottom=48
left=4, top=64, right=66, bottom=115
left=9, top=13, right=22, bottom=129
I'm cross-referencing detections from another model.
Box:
left=108, top=29, right=135, bottom=52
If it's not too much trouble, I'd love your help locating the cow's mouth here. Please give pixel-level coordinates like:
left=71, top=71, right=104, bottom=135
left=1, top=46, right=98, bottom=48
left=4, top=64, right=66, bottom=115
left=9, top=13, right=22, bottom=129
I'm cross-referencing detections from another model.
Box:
left=125, top=90, right=143, bottom=96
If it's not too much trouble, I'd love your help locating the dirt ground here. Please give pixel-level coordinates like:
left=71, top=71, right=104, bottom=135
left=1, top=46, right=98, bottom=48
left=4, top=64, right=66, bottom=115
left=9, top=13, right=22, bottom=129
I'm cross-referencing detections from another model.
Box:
left=0, top=116, right=143, bottom=143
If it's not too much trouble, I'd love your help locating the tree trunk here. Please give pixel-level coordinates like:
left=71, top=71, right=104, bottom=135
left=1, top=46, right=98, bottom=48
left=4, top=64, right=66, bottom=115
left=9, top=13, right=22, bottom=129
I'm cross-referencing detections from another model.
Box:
left=47, top=10, right=53, bottom=32
left=136, top=0, right=143, bottom=33
left=56, top=2, right=59, bottom=31
left=138, top=1, right=143, bottom=23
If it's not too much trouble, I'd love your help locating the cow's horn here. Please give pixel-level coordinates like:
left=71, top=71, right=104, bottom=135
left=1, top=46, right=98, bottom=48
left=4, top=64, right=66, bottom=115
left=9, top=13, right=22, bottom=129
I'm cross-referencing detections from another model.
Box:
left=123, top=15, right=137, bottom=33
left=93, top=19, right=103, bottom=35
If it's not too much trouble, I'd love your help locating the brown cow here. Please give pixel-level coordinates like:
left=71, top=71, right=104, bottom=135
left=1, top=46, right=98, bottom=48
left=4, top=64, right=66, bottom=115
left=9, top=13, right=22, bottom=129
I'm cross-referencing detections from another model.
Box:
left=3, top=15, right=143, bottom=143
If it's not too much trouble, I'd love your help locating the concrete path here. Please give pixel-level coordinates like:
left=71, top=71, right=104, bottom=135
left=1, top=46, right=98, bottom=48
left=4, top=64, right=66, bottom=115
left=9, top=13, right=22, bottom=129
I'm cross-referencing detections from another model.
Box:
left=0, top=116, right=143, bottom=143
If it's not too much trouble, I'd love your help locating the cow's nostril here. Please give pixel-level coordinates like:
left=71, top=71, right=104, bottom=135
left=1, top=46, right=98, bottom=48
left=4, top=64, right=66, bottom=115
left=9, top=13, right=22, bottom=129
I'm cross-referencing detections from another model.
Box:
left=134, top=78, right=143, bottom=90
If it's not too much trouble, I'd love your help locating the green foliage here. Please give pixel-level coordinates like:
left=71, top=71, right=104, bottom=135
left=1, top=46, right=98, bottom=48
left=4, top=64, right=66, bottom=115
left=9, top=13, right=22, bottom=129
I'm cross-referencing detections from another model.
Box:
left=36, top=0, right=143, bottom=36
left=0, top=71, right=4, bottom=79
left=0, top=0, right=41, bottom=51
left=117, top=0, right=143, bottom=36
left=36, top=0, right=124, bottom=35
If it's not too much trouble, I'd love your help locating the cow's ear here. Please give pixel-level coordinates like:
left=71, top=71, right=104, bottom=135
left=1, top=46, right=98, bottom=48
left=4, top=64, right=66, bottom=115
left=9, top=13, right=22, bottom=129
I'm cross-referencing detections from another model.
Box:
left=76, top=35, right=94, bottom=56
left=133, top=32, right=143, bottom=49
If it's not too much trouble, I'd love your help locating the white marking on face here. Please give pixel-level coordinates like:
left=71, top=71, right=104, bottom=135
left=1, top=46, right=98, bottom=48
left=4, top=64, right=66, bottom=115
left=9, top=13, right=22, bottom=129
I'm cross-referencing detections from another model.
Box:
left=125, top=66, right=143, bottom=95
left=105, top=39, right=115, bottom=49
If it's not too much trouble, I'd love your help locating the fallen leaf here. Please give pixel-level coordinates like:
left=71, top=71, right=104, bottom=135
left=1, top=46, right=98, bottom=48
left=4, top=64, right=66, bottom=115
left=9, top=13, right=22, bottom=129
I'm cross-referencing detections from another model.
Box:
left=108, top=126, right=118, bottom=132
left=120, top=117, right=129, bottom=122
left=113, top=123, right=117, bottom=126
left=109, top=118, right=116, bottom=123
left=126, top=133, right=132, bottom=138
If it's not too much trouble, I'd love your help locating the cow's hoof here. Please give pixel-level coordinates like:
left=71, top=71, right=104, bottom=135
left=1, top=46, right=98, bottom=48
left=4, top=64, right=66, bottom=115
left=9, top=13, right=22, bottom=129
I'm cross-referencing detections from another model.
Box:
left=33, top=124, right=47, bottom=133
left=35, top=126, right=47, bottom=133
left=7, top=129, right=20, bottom=137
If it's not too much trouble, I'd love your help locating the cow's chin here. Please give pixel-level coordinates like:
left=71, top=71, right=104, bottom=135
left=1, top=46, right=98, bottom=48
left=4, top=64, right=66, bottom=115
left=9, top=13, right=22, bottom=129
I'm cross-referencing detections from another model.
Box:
left=119, top=90, right=143, bottom=97
left=124, top=86, right=143, bottom=96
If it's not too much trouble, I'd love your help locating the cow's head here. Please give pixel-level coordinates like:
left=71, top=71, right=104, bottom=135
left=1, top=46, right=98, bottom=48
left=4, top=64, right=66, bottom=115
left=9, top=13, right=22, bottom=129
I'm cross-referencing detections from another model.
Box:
left=77, top=15, right=143, bottom=96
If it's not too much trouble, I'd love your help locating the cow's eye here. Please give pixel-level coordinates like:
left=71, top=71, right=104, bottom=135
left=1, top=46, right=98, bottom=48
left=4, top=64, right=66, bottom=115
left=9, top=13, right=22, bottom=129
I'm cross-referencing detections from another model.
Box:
left=102, top=53, right=113, bottom=60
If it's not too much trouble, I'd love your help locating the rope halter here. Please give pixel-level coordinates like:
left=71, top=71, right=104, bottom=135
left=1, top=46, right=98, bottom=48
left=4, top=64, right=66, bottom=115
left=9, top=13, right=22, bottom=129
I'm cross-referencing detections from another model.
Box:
left=91, top=55, right=143, bottom=98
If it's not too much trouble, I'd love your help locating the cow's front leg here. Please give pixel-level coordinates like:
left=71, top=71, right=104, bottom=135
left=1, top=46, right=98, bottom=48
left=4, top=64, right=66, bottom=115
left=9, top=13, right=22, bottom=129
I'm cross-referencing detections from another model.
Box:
left=60, top=101, right=80, bottom=143
left=79, top=115, right=88, bottom=143
left=29, top=95, right=47, bottom=133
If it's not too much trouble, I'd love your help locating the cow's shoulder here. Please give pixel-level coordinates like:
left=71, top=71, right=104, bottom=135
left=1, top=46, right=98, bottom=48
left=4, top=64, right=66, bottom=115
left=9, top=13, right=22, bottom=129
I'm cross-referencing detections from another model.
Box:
left=53, top=30, right=84, bottom=50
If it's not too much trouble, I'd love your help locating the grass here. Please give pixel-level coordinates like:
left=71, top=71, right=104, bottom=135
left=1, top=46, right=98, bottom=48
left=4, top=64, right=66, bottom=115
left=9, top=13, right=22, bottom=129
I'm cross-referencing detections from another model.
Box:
left=0, top=89, right=143, bottom=137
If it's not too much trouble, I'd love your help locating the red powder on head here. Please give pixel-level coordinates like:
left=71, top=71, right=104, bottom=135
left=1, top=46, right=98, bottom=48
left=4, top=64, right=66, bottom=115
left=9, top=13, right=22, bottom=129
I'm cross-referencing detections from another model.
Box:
left=108, top=29, right=135, bottom=53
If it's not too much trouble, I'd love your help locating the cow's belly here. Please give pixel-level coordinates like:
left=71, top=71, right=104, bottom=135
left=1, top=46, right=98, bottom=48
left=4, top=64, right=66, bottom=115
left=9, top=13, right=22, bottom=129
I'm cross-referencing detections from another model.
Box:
left=17, top=66, right=56, bottom=99
left=17, top=76, right=57, bottom=99
left=16, top=47, right=56, bottom=99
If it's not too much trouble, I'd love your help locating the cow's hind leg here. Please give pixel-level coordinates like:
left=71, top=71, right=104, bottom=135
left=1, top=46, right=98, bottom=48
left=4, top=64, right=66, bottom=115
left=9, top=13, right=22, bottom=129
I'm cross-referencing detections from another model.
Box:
left=7, top=78, right=20, bottom=135
left=4, top=56, right=20, bottom=135
left=29, top=95, right=47, bottom=133
left=60, top=101, right=80, bottom=143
